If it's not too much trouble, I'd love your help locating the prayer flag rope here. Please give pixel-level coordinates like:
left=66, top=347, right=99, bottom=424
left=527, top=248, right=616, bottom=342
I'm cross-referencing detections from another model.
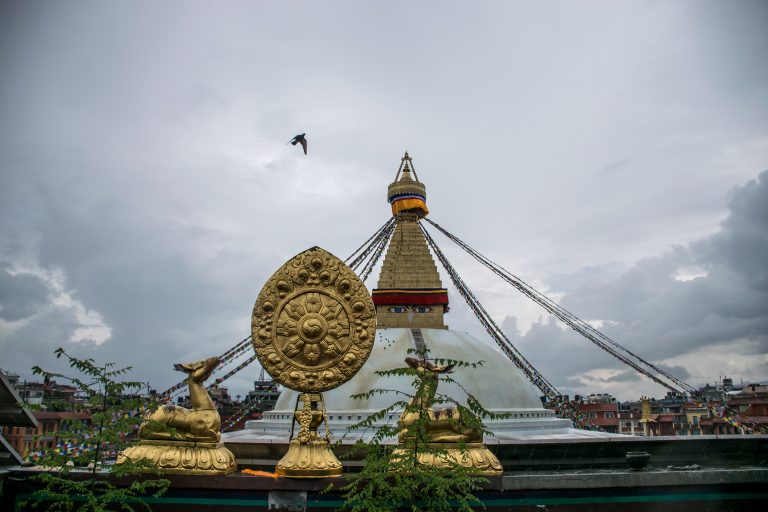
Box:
left=209, top=353, right=259, bottom=389
left=221, top=399, right=267, bottom=432
left=160, top=335, right=253, bottom=397
left=159, top=218, right=398, bottom=400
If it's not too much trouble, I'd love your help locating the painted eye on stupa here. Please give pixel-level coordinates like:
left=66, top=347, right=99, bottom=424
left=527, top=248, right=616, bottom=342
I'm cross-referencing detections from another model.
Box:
left=414, top=306, right=432, bottom=313
left=389, top=306, right=408, bottom=313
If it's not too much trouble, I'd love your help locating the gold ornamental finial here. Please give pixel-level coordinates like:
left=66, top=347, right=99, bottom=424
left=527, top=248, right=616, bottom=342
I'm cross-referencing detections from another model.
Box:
left=401, top=161, right=413, bottom=180
left=388, top=152, right=427, bottom=217
left=394, top=151, right=417, bottom=181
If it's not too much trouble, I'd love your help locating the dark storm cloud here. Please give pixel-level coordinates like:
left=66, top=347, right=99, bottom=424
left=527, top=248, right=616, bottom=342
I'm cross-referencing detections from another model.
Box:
left=655, top=364, right=691, bottom=382
left=1, top=307, right=87, bottom=377
left=696, top=174, right=768, bottom=291
left=503, top=171, right=768, bottom=398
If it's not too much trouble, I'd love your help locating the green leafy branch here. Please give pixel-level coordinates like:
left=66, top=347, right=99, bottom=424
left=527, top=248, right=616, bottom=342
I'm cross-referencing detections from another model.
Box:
left=21, top=348, right=169, bottom=512
left=336, top=347, right=501, bottom=512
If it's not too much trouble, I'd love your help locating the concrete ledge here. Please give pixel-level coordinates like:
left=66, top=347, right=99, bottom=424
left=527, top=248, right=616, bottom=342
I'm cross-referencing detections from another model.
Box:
left=6, top=466, right=768, bottom=492
left=499, top=467, right=768, bottom=490
left=5, top=466, right=768, bottom=512
left=226, top=434, right=768, bottom=471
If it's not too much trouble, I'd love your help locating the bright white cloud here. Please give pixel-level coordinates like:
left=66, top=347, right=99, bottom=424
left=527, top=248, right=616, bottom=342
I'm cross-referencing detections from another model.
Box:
left=4, top=264, right=112, bottom=345
left=673, top=266, right=709, bottom=282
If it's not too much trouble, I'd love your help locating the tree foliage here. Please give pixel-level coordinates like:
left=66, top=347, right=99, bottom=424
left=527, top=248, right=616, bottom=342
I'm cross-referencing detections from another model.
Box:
left=338, top=349, right=507, bottom=512
left=21, top=348, right=169, bottom=512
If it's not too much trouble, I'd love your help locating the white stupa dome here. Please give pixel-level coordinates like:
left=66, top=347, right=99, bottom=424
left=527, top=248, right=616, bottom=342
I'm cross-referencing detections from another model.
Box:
left=233, top=327, right=610, bottom=443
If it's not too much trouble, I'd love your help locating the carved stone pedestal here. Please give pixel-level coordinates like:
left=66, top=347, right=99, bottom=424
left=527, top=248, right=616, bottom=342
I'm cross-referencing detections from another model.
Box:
left=117, top=439, right=236, bottom=475
left=392, top=442, right=503, bottom=476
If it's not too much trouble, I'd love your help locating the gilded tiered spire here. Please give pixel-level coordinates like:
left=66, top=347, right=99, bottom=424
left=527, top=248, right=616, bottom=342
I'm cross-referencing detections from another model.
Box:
left=386, top=152, right=429, bottom=217
left=373, top=152, right=448, bottom=329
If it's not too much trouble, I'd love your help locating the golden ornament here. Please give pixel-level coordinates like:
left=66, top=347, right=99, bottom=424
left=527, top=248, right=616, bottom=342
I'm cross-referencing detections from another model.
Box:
left=251, top=247, right=376, bottom=477
left=251, top=246, right=375, bottom=393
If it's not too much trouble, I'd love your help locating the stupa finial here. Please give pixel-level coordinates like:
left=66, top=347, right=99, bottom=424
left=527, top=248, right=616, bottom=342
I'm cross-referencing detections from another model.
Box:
left=388, top=152, right=428, bottom=217
left=374, top=152, right=448, bottom=329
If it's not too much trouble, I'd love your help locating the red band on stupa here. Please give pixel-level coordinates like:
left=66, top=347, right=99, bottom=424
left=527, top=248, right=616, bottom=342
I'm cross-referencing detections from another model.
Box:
left=372, top=288, right=449, bottom=306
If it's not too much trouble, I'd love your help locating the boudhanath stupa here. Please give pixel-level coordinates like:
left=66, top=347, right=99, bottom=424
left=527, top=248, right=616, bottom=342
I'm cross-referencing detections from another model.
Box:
left=226, top=153, right=614, bottom=447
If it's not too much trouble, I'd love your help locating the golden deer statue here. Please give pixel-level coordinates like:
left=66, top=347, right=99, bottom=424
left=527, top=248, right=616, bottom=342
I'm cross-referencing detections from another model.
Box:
left=394, top=356, right=502, bottom=475
left=117, top=355, right=236, bottom=475
left=398, top=356, right=482, bottom=444
left=140, top=356, right=222, bottom=443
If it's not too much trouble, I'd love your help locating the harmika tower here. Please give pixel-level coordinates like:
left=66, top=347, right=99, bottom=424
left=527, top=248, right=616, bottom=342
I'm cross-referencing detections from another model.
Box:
left=373, top=152, right=449, bottom=330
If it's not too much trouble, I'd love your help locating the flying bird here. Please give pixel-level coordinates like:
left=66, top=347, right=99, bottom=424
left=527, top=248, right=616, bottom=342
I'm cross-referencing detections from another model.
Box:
left=288, top=133, right=307, bottom=155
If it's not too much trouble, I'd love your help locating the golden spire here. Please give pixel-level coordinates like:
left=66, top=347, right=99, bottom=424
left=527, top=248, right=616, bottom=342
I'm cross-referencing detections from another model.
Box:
left=373, top=153, right=448, bottom=329
left=388, top=151, right=428, bottom=217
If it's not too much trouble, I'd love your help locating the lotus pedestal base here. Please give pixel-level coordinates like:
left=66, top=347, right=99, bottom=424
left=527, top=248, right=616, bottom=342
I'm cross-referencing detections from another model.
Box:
left=117, top=439, right=236, bottom=475
left=392, top=442, right=503, bottom=476
left=275, top=437, right=343, bottom=478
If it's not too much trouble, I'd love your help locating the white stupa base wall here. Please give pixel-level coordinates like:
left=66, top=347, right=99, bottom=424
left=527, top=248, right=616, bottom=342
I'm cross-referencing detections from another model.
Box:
left=228, top=328, right=623, bottom=444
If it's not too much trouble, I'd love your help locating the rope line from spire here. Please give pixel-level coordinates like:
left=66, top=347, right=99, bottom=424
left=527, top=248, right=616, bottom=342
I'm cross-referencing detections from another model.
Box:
left=162, top=219, right=396, bottom=401
left=360, top=220, right=396, bottom=282
left=418, top=222, right=561, bottom=401
left=423, top=217, right=696, bottom=396
left=346, top=217, right=396, bottom=270
left=222, top=398, right=264, bottom=432
left=209, top=353, right=259, bottom=390
left=158, top=212, right=765, bottom=434
left=160, top=334, right=253, bottom=397
left=419, top=222, right=605, bottom=431
left=423, top=219, right=767, bottom=432
left=219, top=334, right=253, bottom=361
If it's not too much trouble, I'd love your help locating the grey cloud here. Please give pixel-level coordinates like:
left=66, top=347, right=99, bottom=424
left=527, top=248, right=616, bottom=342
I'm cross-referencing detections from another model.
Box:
left=601, top=371, right=642, bottom=384
left=570, top=369, right=644, bottom=385
left=0, top=263, right=49, bottom=321
left=0, top=303, right=86, bottom=378
left=0, top=137, right=385, bottom=390
left=562, top=377, right=587, bottom=389
left=696, top=173, right=768, bottom=290
left=654, top=364, right=691, bottom=382
left=597, top=159, right=631, bottom=176
left=501, top=171, right=768, bottom=398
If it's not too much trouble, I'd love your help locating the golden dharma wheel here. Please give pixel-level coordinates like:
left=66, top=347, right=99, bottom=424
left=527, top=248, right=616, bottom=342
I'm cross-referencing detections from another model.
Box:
left=251, top=247, right=376, bottom=393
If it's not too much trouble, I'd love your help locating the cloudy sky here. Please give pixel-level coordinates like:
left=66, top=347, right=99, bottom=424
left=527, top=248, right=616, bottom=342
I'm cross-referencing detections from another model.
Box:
left=1, top=1, right=766, bottom=401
